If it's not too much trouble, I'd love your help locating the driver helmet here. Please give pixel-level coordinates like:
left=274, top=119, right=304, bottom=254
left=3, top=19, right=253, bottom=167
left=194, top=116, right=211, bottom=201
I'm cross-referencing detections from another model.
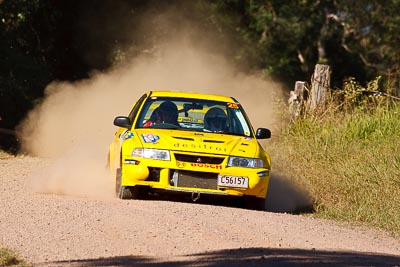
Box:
left=204, top=107, right=227, bottom=132
left=157, top=101, right=178, bottom=124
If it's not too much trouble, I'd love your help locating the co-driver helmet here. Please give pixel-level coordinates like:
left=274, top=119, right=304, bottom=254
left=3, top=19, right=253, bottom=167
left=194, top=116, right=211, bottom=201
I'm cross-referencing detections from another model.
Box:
left=204, top=107, right=227, bottom=132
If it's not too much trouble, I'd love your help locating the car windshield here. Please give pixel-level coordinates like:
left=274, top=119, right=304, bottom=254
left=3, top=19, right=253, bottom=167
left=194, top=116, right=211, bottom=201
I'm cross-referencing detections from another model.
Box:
left=135, top=97, right=253, bottom=137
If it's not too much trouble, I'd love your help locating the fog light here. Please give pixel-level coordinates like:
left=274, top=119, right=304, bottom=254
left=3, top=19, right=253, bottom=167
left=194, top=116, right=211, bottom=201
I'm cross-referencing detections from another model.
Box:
left=257, top=171, right=269, bottom=177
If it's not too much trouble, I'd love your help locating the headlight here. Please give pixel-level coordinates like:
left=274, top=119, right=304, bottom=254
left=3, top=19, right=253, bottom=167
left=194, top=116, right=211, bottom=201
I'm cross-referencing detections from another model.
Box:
left=132, top=148, right=171, bottom=161
left=227, top=156, right=264, bottom=168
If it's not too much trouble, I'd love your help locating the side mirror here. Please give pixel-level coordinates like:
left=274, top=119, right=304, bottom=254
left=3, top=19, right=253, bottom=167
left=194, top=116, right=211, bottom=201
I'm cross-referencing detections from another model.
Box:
left=256, top=128, right=271, bottom=139
left=114, top=116, right=131, bottom=129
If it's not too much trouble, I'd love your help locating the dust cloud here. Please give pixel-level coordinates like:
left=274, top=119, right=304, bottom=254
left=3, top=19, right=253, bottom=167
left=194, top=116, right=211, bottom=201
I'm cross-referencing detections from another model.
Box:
left=17, top=6, right=310, bottom=210
left=265, top=174, right=314, bottom=213
left=18, top=40, right=284, bottom=199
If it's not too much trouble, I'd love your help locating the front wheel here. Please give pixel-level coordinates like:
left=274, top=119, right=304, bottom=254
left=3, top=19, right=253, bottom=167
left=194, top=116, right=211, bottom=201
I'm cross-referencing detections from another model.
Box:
left=119, top=186, right=134, bottom=199
left=115, top=168, right=144, bottom=199
left=115, top=168, right=122, bottom=196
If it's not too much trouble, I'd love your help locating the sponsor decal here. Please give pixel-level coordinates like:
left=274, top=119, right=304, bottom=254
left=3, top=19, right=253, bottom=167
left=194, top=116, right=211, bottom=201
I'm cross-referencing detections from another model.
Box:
left=191, top=163, right=222, bottom=169
left=228, top=103, right=239, bottom=109
left=173, top=143, right=227, bottom=152
left=142, top=134, right=160, bottom=143
left=124, top=132, right=134, bottom=140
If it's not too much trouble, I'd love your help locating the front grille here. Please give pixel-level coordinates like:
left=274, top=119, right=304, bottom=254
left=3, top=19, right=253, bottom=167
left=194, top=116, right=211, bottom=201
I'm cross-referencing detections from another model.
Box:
left=170, top=170, right=218, bottom=190
left=174, top=154, right=224, bottom=164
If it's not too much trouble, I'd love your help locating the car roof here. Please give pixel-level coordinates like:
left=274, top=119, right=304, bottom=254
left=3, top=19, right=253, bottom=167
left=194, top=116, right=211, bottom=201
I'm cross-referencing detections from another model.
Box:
left=147, top=90, right=237, bottom=103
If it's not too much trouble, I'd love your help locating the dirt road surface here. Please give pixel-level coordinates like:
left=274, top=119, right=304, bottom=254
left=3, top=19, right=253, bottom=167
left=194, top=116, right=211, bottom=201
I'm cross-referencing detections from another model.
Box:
left=1, top=157, right=399, bottom=267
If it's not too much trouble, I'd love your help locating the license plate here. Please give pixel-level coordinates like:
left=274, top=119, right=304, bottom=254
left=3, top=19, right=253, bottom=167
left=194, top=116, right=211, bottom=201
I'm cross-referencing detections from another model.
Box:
left=217, top=175, right=248, bottom=188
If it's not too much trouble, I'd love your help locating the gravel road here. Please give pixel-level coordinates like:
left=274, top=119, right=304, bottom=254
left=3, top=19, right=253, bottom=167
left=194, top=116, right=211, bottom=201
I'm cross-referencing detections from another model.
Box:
left=1, top=157, right=399, bottom=267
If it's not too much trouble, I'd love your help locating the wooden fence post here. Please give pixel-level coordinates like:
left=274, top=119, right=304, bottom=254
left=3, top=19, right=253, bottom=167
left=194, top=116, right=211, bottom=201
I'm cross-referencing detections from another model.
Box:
left=288, top=81, right=305, bottom=118
left=310, top=64, right=330, bottom=110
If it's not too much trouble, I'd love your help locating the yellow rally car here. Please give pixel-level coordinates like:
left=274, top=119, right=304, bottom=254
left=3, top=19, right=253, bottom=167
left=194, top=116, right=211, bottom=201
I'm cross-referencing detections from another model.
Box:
left=109, top=91, right=271, bottom=210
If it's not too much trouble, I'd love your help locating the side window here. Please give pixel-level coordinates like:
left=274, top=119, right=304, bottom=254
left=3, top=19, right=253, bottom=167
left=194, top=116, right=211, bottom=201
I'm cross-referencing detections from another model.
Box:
left=128, top=94, right=147, bottom=124
left=137, top=100, right=162, bottom=127
left=227, top=107, right=251, bottom=136
left=230, top=115, right=244, bottom=135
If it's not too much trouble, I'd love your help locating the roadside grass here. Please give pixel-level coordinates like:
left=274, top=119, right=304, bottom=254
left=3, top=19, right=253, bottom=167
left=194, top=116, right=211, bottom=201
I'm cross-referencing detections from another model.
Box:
left=0, top=248, right=30, bottom=267
left=269, top=78, right=400, bottom=237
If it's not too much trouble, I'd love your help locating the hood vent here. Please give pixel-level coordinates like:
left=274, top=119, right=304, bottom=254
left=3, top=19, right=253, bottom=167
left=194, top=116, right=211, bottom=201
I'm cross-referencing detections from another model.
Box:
left=173, top=136, right=194, bottom=141
left=203, top=139, right=224, bottom=143
left=173, top=136, right=224, bottom=144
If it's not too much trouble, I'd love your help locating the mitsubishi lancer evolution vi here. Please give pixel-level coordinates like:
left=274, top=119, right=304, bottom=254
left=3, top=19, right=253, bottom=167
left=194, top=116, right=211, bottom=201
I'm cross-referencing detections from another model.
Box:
left=108, top=91, right=271, bottom=210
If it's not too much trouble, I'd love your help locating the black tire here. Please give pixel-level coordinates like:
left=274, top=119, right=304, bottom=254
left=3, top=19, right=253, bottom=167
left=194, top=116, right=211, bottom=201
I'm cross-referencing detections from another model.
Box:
left=119, top=186, right=134, bottom=199
left=115, top=168, right=122, bottom=196
left=244, top=196, right=266, bottom=211
left=120, top=186, right=144, bottom=199
left=116, top=168, right=134, bottom=199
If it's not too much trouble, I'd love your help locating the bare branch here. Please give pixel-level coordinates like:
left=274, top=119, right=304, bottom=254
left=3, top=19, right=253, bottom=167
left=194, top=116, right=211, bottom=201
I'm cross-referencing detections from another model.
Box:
left=327, top=12, right=378, bottom=69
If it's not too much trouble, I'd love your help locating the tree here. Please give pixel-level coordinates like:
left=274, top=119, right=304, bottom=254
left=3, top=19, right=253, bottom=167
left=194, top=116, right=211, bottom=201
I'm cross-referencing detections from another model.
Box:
left=0, top=0, right=54, bottom=131
left=205, top=0, right=400, bottom=88
left=331, top=0, right=400, bottom=78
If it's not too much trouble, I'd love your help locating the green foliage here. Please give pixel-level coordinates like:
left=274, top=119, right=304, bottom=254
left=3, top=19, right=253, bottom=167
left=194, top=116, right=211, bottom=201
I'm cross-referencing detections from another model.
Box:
left=335, top=0, right=400, bottom=76
left=205, top=0, right=400, bottom=87
left=338, top=76, right=386, bottom=111
left=0, top=0, right=55, bottom=130
left=2, top=0, right=400, bottom=132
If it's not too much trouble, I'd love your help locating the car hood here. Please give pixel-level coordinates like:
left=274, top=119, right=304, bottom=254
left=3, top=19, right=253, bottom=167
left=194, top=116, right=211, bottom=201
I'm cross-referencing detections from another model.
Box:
left=135, top=129, right=259, bottom=157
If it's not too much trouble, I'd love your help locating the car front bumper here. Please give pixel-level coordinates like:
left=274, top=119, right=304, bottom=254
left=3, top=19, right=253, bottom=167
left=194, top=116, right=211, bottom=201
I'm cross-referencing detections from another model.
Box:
left=120, top=157, right=270, bottom=199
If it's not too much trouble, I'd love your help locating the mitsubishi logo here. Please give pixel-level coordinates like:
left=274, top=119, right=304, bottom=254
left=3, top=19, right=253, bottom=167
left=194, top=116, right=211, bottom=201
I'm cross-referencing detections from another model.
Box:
left=196, top=157, right=202, bottom=163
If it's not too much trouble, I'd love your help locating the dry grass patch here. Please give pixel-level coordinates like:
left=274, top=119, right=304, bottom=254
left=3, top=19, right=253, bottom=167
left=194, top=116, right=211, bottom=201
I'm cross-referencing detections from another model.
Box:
left=0, top=248, right=30, bottom=267
left=269, top=77, right=400, bottom=237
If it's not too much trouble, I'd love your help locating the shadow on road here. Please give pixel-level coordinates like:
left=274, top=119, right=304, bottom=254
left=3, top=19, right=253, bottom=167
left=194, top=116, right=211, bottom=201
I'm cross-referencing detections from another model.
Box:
left=41, top=247, right=400, bottom=267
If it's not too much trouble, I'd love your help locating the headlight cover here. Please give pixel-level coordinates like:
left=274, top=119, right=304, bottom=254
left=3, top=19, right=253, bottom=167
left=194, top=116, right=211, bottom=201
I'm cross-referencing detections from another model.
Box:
left=132, top=148, right=171, bottom=161
left=227, top=156, right=264, bottom=168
